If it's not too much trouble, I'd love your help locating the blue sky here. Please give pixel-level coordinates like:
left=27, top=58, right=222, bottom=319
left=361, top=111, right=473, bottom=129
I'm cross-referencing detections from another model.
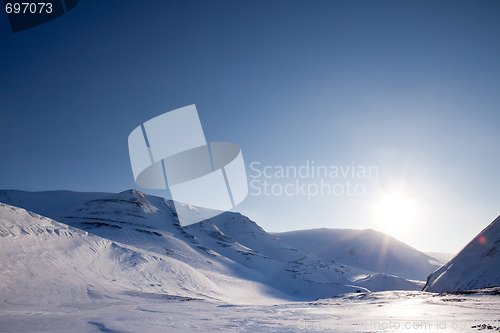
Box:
left=1, top=0, right=499, bottom=253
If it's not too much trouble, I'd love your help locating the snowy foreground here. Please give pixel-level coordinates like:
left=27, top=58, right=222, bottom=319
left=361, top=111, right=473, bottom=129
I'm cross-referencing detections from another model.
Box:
left=1, top=289, right=500, bottom=332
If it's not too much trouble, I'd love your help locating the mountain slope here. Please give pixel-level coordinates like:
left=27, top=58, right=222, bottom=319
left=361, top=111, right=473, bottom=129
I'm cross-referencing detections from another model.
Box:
left=57, top=190, right=374, bottom=299
left=273, top=228, right=441, bottom=280
left=0, top=190, right=367, bottom=300
left=424, top=215, right=500, bottom=293
left=0, top=202, right=235, bottom=306
left=0, top=189, right=426, bottom=298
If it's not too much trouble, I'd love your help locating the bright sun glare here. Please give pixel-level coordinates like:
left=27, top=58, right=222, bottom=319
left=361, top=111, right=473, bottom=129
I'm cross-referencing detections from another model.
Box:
left=373, top=193, right=418, bottom=231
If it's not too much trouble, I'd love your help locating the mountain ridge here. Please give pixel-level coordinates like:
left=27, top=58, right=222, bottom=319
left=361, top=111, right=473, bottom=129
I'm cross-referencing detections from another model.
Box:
left=273, top=227, right=440, bottom=280
left=0, top=189, right=438, bottom=301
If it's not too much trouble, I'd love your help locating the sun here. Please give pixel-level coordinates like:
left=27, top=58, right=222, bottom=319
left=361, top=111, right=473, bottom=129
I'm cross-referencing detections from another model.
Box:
left=373, top=193, right=418, bottom=232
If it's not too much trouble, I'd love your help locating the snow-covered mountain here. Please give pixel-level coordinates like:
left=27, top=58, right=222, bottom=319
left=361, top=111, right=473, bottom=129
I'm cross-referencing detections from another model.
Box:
left=0, top=189, right=429, bottom=303
left=273, top=228, right=441, bottom=280
left=0, top=202, right=239, bottom=305
left=424, top=215, right=500, bottom=293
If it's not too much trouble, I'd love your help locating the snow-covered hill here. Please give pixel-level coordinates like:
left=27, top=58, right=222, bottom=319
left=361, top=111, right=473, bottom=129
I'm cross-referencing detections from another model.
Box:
left=273, top=228, right=441, bottom=280
left=0, top=189, right=430, bottom=301
left=0, top=202, right=291, bottom=306
left=424, top=215, right=500, bottom=293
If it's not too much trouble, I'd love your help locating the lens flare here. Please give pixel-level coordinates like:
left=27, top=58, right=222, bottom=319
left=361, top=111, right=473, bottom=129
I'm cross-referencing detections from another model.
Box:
left=478, top=235, right=486, bottom=245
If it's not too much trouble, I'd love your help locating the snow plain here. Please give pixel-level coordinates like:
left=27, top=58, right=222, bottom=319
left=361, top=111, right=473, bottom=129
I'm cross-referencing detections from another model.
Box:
left=2, top=287, right=500, bottom=332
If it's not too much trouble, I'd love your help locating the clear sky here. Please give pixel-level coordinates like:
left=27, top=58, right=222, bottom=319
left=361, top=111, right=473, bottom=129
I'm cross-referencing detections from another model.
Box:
left=1, top=0, right=499, bottom=253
